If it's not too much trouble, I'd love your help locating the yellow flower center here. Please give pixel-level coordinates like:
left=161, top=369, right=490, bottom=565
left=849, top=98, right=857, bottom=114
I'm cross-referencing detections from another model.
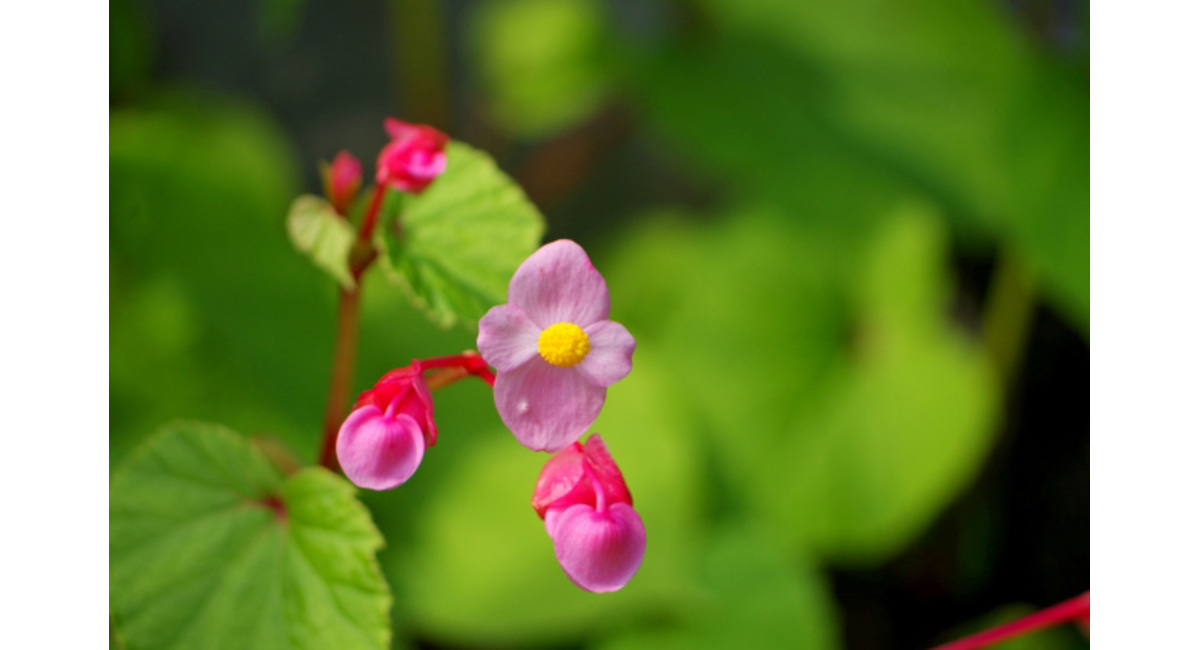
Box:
left=537, top=322, right=590, bottom=368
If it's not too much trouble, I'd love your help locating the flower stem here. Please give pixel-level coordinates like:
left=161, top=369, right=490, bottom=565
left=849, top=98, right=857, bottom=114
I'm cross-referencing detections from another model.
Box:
left=319, top=287, right=360, bottom=471
left=357, top=183, right=389, bottom=243
left=318, top=183, right=391, bottom=471
left=421, top=352, right=495, bottom=388
left=934, top=592, right=1090, bottom=649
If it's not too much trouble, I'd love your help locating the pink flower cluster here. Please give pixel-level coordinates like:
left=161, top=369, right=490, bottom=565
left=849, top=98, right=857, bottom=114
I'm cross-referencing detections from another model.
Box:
left=478, top=240, right=643, bottom=592
left=328, top=133, right=644, bottom=592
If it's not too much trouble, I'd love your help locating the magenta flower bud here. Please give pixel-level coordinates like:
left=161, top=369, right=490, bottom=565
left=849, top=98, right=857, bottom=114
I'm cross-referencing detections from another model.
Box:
left=534, top=435, right=645, bottom=593
left=337, top=364, right=437, bottom=490
left=321, top=150, right=362, bottom=214
left=478, top=240, right=636, bottom=452
left=375, top=118, right=449, bottom=194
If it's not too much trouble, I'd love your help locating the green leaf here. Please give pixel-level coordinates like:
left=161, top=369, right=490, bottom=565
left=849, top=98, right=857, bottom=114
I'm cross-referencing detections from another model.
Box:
left=469, top=0, right=613, bottom=137
left=771, top=206, right=1000, bottom=563
left=380, top=141, right=545, bottom=328
left=996, top=64, right=1090, bottom=330
left=110, top=422, right=391, bottom=650
left=286, top=195, right=357, bottom=290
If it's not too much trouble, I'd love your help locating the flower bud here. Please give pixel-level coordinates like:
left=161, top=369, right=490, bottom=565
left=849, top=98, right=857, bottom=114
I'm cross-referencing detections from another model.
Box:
left=533, top=435, right=645, bottom=592
left=375, top=118, right=449, bottom=194
left=321, top=150, right=362, bottom=214
left=337, top=364, right=437, bottom=490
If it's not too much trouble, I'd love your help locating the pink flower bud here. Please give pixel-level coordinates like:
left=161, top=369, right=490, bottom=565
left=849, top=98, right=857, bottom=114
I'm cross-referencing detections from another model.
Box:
left=533, top=435, right=645, bottom=592
left=321, top=150, right=362, bottom=214
left=375, top=118, right=449, bottom=194
left=337, top=364, right=437, bottom=490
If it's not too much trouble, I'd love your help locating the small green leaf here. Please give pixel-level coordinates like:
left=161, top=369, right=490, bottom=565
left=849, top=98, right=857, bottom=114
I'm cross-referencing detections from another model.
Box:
left=380, top=141, right=545, bottom=328
left=286, top=195, right=357, bottom=290
left=110, top=422, right=391, bottom=650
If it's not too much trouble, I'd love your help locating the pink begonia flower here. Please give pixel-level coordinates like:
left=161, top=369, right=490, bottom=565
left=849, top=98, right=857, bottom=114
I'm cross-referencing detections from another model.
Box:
left=375, top=118, right=449, bottom=194
left=322, top=149, right=362, bottom=214
left=477, top=240, right=636, bottom=452
left=336, top=364, right=437, bottom=490
left=533, top=435, right=645, bottom=593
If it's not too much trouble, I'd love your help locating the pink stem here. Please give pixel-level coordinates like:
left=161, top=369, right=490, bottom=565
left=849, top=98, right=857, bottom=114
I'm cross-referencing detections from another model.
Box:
left=935, top=592, right=1090, bottom=650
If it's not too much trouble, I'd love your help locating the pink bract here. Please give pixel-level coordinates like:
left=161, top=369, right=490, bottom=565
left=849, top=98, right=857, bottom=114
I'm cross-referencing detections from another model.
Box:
left=337, top=364, right=437, bottom=490
left=375, top=118, right=449, bottom=194
left=534, top=435, right=645, bottom=593
left=477, top=240, right=636, bottom=452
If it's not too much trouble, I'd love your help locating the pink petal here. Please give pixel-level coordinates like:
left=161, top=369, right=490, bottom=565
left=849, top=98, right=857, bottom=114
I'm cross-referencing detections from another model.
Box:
left=579, top=435, right=634, bottom=508
left=336, top=406, right=426, bottom=490
left=508, top=240, right=610, bottom=329
left=532, top=443, right=589, bottom=517
left=532, top=435, right=633, bottom=517
left=576, top=321, right=636, bottom=387
left=494, top=359, right=605, bottom=452
left=477, top=304, right=540, bottom=372
left=384, top=117, right=414, bottom=140
left=550, top=503, right=646, bottom=593
left=393, top=375, right=438, bottom=447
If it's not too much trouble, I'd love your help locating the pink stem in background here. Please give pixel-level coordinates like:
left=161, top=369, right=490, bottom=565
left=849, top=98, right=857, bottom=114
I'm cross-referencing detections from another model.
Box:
left=934, top=592, right=1090, bottom=650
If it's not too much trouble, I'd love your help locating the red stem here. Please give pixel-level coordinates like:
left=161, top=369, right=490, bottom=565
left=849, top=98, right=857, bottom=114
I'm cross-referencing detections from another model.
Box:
left=357, top=183, right=388, bottom=242
left=319, top=288, right=360, bottom=471
left=934, top=592, right=1090, bottom=650
left=318, top=183, right=391, bottom=471
left=420, top=352, right=495, bottom=387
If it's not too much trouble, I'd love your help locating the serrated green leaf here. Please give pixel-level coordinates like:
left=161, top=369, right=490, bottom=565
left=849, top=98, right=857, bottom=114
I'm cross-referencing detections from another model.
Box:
left=110, top=422, right=391, bottom=650
left=286, top=195, right=357, bottom=290
left=380, top=141, right=545, bottom=328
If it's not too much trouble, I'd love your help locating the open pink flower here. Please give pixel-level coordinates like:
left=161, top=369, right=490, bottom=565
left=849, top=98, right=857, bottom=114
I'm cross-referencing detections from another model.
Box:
left=375, top=118, right=449, bottom=194
left=533, top=435, right=645, bottom=593
left=477, top=240, right=636, bottom=452
left=336, top=364, right=437, bottom=490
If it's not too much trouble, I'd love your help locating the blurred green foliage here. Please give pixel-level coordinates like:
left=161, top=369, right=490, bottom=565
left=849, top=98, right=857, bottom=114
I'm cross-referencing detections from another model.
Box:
left=111, top=0, right=1088, bottom=647
left=470, top=0, right=614, bottom=137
